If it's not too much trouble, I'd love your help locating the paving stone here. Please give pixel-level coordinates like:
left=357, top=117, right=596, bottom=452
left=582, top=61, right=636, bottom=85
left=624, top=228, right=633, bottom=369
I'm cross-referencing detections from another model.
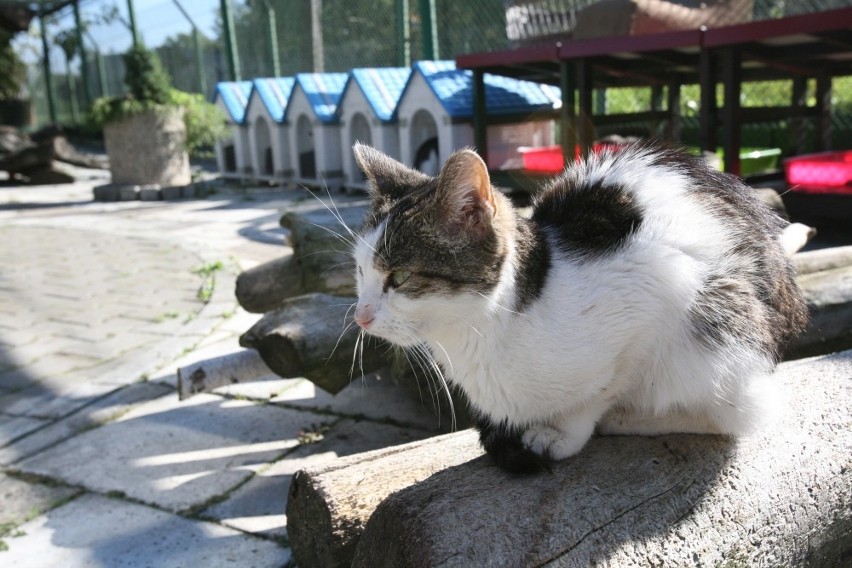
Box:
left=0, top=374, right=114, bottom=420
left=16, top=393, right=332, bottom=512
left=0, top=494, right=291, bottom=567
left=0, top=471, right=81, bottom=525
left=202, top=419, right=433, bottom=538
left=0, top=367, right=36, bottom=391
left=0, top=413, right=49, bottom=446
left=272, top=372, right=448, bottom=432
left=0, top=382, right=173, bottom=466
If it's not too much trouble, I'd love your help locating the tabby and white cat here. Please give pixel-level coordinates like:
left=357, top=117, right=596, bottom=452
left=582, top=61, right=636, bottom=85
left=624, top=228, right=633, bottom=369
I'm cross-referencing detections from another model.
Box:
left=350, top=141, right=808, bottom=473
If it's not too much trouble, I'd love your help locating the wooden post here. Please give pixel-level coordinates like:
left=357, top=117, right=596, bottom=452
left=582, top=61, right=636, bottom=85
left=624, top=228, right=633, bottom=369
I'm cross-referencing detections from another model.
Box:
left=720, top=47, right=741, bottom=176
left=699, top=47, right=717, bottom=154
left=576, top=58, right=594, bottom=156
left=472, top=69, right=487, bottom=167
left=666, top=80, right=682, bottom=142
left=790, top=76, right=808, bottom=156
left=815, top=74, right=832, bottom=151
left=560, top=59, right=576, bottom=166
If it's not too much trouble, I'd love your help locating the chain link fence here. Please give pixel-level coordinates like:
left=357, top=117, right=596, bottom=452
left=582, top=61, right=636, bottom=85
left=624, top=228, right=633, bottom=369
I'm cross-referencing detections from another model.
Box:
left=9, top=0, right=852, bottom=153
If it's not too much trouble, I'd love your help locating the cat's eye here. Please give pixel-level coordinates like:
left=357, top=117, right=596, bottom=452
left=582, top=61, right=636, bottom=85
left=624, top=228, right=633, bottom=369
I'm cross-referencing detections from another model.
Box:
left=390, top=270, right=412, bottom=288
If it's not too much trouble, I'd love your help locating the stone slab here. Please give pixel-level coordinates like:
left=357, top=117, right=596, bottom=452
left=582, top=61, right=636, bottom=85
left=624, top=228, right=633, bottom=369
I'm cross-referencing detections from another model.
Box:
left=272, top=372, right=449, bottom=432
left=0, top=472, right=80, bottom=525
left=15, top=393, right=332, bottom=513
left=0, top=413, right=49, bottom=447
left=202, top=418, right=433, bottom=538
left=0, top=494, right=291, bottom=567
left=0, top=382, right=173, bottom=466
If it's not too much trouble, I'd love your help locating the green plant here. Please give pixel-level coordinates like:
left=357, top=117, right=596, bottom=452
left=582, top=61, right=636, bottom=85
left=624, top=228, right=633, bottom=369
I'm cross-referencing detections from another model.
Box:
left=89, top=44, right=227, bottom=156
left=123, top=45, right=172, bottom=105
left=0, top=30, right=25, bottom=100
left=167, top=89, right=228, bottom=154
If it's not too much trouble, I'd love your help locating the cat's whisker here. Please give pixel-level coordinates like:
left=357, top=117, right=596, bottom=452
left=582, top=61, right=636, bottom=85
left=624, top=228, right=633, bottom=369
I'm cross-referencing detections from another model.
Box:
left=328, top=319, right=358, bottom=364
left=451, top=314, right=484, bottom=338
left=475, top=291, right=525, bottom=318
left=349, top=327, right=363, bottom=381
left=305, top=221, right=355, bottom=249
left=412, top=341, right=456, bottom=431
left=407, top=343, right=442, bottom=420
left=298, top=183, right=361, bottom=247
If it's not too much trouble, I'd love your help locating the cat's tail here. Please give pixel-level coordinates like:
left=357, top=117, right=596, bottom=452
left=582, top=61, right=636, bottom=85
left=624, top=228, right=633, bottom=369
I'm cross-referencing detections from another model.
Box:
left=475, top=416, right=551, bottom=474
left=780, top=222, right=816, bottom=256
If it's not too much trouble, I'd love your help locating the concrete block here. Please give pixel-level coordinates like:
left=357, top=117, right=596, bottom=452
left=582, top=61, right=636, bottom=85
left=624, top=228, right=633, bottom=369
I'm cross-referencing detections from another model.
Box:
left=15, top=393, right=331, bottom=512
left=118, top=185, right=139, bottom=201
left=181, top=184, right=198, bottom=199
left=273, top=373, right=448, bottom=432
left=0, top=494, right=291, bottom=567
left=0, top=472, right=81, bottom=526
left=161, top=186, right=183, bottom=200
left=0, top=414, right=50, bottom=446
left=92, top=184, right=119, bottom=202
left=139, top=187, right=162, bottom=201
left=0, top=382, right=172, bottom=466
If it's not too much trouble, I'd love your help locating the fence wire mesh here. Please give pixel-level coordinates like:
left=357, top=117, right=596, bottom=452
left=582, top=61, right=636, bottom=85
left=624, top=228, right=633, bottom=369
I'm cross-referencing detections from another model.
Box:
left=8, top=0, right=852, bottom=153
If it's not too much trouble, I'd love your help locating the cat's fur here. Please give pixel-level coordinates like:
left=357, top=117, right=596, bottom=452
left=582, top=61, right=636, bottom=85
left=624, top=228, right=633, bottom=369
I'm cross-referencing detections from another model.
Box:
left=351, top=141, right=808, bottom=473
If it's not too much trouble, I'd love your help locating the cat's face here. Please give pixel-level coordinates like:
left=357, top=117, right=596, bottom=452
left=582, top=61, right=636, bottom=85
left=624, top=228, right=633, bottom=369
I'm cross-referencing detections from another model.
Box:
left=351, top=144, right=509, bottom=346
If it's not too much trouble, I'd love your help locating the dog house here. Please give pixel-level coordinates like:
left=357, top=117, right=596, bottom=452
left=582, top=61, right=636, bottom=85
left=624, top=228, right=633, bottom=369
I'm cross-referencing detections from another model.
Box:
left=245, top=77, right=296, bottom=183
left=337, top=67, right=411, bottom=191
left=213, top=81, right=253, bottom=179
left=284, top=72, right=348, bottom=190
left=396, top=60, right=560, bottom=174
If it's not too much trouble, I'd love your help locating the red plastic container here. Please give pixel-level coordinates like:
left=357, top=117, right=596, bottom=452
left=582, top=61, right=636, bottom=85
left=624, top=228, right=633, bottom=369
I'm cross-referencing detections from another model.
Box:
left=784, top=151, right=852, bottom=194
left=519, top=143, right=621, bottom=174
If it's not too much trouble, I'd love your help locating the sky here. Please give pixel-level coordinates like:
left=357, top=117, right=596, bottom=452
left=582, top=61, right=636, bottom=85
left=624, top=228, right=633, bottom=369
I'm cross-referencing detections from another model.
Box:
left=14, top=0, right=227, bottom=69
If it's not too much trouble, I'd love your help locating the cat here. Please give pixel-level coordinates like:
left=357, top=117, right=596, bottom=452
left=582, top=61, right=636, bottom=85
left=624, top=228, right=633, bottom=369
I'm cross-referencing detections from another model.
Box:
left=350, top=141, right=808, bottom=474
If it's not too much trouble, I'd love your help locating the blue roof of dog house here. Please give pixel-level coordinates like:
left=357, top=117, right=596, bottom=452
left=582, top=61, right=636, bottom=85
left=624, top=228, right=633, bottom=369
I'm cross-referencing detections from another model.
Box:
left=214, top=81, right=253, bottom=123
left=250, top=77, right=296, bottom=123
left=406, top=60, right=561, bottom=118
left=287, top=73, right=349, bottom=123
left=344, top=67, right=412, bottom=122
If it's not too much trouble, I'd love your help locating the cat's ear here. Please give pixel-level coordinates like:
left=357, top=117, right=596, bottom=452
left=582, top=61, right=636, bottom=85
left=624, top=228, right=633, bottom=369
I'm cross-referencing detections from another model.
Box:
left=353, top=142, right=430, bottom=201
left=436, top=149, right=496, bottom=239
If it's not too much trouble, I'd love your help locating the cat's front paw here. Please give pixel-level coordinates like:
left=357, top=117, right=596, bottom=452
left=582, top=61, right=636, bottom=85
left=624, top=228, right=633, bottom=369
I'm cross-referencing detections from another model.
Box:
left=522, top=425, right=589, bottom=460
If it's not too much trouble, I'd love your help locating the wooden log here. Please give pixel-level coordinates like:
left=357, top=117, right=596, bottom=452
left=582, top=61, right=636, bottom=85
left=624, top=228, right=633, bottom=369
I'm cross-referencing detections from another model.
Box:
left=287, top=430, right=481, bottom=568
left=176, top=349, right=273, bottom=400
left=789, top=264, right=852, bottom=358
left=792, top=245, right=852, bottom=275
left=234, top=254, right=302, bottom=313
left=239, top=293, right=386, bottom=394
left=286, top=350, right=852, bottom=568
left=280, top=202, right=368, bottom=297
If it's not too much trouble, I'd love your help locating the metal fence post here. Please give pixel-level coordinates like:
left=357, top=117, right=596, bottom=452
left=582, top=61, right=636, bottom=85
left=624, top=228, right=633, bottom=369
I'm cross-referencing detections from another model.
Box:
left=126, top=0, right=140, bottom=46
left=72, top=0, right=91, bottom=105
left=220, top=0, right=241, bottom=81
left=39, top=13, right=58, bottom=124
left=173, top=0, right=208, bottom=94
left=397, top=0, right=410, bottom=67
left=260, top=0, right=281, bottom=77
left=419, top=0, right=438, bottom=60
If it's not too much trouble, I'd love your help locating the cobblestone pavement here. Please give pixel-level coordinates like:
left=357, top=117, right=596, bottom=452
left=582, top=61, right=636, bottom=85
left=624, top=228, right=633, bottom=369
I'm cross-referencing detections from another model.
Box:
left=0, top=171, right=443, bottom=567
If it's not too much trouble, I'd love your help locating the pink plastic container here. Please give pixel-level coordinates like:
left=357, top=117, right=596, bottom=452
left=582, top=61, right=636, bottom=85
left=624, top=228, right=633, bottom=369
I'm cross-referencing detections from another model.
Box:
left=784, top=151, right=852, bottom=194
left=519, top=143, right=621, bottom=174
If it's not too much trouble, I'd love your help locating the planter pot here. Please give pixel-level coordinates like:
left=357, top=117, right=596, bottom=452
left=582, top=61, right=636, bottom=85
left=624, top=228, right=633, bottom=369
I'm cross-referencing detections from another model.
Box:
left=104, top=106, right=191, bottom=187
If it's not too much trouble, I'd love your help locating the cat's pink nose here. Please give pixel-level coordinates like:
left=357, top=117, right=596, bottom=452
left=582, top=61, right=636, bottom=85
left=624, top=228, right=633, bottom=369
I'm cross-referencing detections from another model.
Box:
left=355, top=305, right=375, bottom=329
